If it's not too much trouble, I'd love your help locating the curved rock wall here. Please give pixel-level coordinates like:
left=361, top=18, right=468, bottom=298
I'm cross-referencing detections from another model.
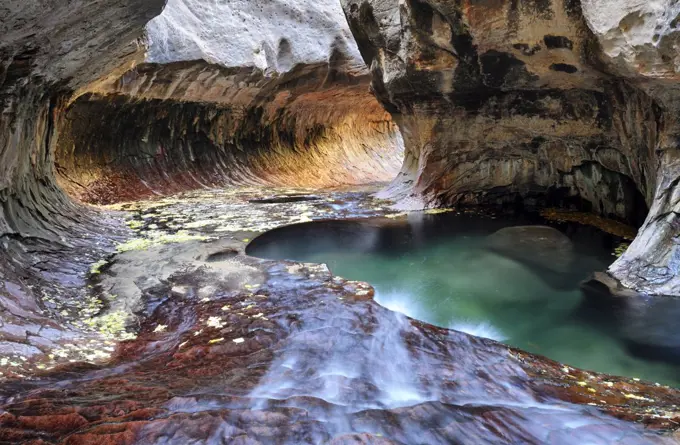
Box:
left=0, top=0, right=402, bottom=350
left=52, top=0, right=403, bottom=204
left=2, top=0, right=678, bottom=316
left=56, top=63, right=402, bottom=204
left=341, top=0, right=680, bottom=296
left=582, top=0, right=680, bottom=80
left=1, top=0, right=165, bottom=238
left=0, top=0, right=166, bottom=375
left=2, top=2, right=680, bottom=440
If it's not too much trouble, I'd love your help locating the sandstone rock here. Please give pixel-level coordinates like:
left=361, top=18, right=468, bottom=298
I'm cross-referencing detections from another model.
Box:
left=51, top=0, right=404, bottom=204
left=1, top=0, right=166, bottom=236
left=328, top=433, right=399, bottom=444
left=0, top=0, right=171, bottom=381
left=0, top=342, right=42, bottom=358
left=1, top=2, right=680, bottom=441
left=2, top=257, right=679, bottom=442
left=170, top=286, right=190, bottom=299
left=341, top=0, right=680, bottom=296
left=486, top=225, right=574, bottom=275
left=146, top=0, right=365, bottom=74
left=581, top=0, right=680, bottom=79
left=55, top=73, right=403, bottom=203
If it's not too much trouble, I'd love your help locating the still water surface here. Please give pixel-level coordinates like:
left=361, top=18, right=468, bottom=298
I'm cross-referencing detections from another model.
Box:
left=248, top=212, right=680, bottom=387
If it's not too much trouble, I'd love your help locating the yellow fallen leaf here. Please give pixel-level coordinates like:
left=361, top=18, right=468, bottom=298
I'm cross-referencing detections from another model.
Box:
left=623, top=393, right=654, bottom=402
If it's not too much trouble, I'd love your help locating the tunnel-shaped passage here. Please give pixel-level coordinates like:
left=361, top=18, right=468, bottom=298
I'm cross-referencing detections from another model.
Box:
left=3, top=0, right=680, bottom=442
left=55, top=62, right=404, bottom=204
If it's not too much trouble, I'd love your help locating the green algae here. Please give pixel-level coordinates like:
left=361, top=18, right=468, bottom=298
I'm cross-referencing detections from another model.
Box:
left=424, top=208, right=454, bottom=215
left=116, top=230, right=212, bottom=252
left=126, top=219, right=144, bottom=230
left=613, top=242, right=630, bottom=258
left=89, top=259, right=108, bottom=275
left=82, top=310, right=136, bottom=341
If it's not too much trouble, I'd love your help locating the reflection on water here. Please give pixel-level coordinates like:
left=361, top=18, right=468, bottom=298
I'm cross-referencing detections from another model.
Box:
left=248, top=212, right=680, bottom=387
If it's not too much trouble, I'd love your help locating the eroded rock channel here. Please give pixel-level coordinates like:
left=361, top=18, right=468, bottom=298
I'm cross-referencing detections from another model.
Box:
left=2, top=0, right=680, bottom=443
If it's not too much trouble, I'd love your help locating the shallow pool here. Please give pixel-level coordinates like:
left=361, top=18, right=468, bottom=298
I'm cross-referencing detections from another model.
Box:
left=248, top=211, right=680, bottom=387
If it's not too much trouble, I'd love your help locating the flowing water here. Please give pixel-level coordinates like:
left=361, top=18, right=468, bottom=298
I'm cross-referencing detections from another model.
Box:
left=4, top=190, right=679, bottom=444
left=248, top=211, right=680, bottom=388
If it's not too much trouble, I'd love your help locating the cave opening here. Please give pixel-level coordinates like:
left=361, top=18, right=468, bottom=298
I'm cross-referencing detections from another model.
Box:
left=54, top=67, right=405, bottom=205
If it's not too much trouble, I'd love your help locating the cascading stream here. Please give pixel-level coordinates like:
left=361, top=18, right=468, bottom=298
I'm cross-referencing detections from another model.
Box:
left=247, top=213, right=680, bottom=387
left=3, top=0, right=680, bottom=442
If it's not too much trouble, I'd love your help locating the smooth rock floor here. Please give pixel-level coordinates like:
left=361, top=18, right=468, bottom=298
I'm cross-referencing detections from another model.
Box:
left=1, top=186, right=679, bottom=444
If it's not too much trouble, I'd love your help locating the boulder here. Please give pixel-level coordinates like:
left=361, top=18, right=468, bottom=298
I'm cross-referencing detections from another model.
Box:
left=486, top=225, right=574, bottom=275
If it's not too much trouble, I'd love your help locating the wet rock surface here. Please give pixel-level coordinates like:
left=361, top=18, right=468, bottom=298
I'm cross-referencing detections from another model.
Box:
left=1, top=265, right=679, bottom=443
left=340, top=0, right=680, bottom=297
left=1, top=188, right=680, bottom=444
left=0, top=187, right=397, bottom=381
left=2, top=0, right=680, bottom=443
left=1, top=0, right=166, bottom=385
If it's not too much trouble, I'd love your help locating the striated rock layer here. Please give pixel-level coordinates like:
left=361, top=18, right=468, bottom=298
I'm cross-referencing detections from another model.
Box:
left=55, top=62, right=402, bottom=204
left=48, top=0, right=404, bottom=204
left=0, top=0, right=402, bottom=363
left=0, top=0, right=167, bottom=372
left=341, top=0, right=680, bottom=296
left=1, top=0, right=680, bottom=443
left=1, top=0, right=165, bottom=237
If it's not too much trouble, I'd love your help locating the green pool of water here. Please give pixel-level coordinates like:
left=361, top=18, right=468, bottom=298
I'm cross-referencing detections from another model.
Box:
left=248, top=212, right=680, bottom=387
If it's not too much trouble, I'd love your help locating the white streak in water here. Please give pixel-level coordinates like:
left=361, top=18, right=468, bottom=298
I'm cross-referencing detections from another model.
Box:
left=374, top=288, right=425, bottom=320
left=449, top=320, right=507, bottom=342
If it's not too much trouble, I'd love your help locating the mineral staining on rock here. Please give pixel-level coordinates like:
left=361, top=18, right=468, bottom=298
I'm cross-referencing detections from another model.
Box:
left=4, top=241, right=680, bottom=443
left=54, top=0, right=404, bottom=205
left=0, top=186, right=393, bottom=382
left=2, top=0, right=680, bottom=442
left=341, top=0, right=680, bottom=297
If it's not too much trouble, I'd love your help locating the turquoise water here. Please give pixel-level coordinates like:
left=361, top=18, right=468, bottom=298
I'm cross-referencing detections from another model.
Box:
left=248, top=213, right=680, bottom=387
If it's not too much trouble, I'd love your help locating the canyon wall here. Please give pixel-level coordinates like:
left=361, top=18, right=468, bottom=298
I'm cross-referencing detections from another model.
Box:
left=0, top=0, right=402, bottom=356
left=341, top=0, right=680, bottom=296
left=3, top=3, right=680, bottom=441
left=1, top=0, right=679, bottom=322
left=54, top=0, right=403, bottom=203
left=0, top=0, right=167, bottom=352
left=1, top=0, right=165, bottom=237
left=56, top=63, right=402, bottom=204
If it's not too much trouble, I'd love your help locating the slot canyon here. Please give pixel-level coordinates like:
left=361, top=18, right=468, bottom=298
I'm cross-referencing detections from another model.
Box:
left=1, top=0, right=680, bottom=443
